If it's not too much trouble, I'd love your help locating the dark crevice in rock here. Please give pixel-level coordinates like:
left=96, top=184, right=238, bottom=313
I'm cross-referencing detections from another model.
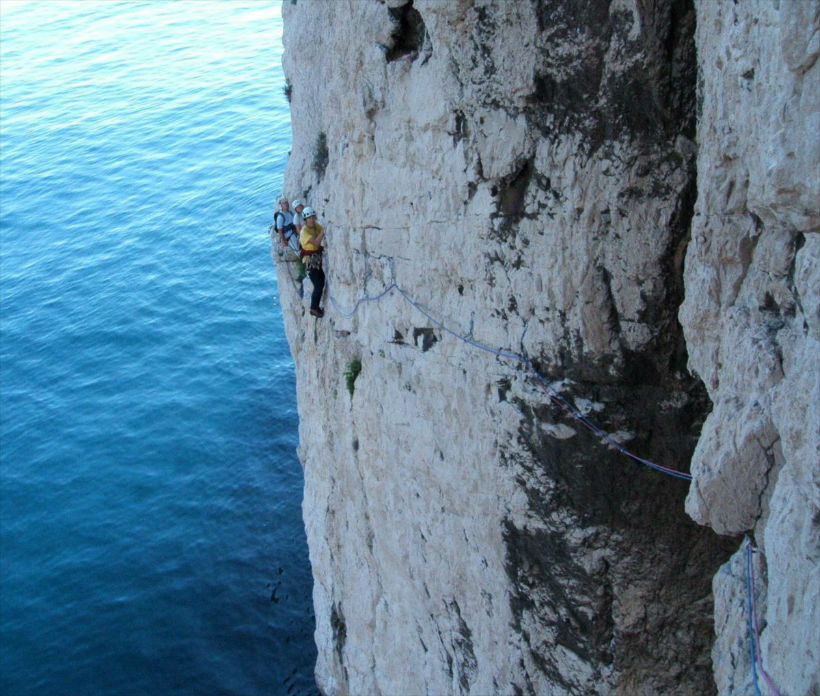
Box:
left=788, top=232, right=808, bottom=326
left=489, top=158, right=535, bottom=240
left=447, top=599, right=478, bottom=694
left=531, top=0, right=612, bottom=35
left=512, top=394, right=627, bottom=526
left=656, top=164, right=701, bottom=379
left=598, top=265, right=623, bottom=341
left=391, top=328, right=406, bottom=344
left=503, top=396, right=737, bottom=691
left=525, top=0, right=612, bottom=150
left=524, top=0, right=697, bottom=150
left=503, top=341, right=736, bottom=691
left=416, top=623, right=429, bottom=654
left=413, top=327, right=438, bottom=352
left=466, top=180, right=478, bottom=203
left=505, top=521, right=615, bottom=691
left=312, top=131, right=329, bottom=181
left=497, top=377, right=512, bottom=402
left=330, top=602, right=347, bottom=668
left=658, top=0, right=699, bottom=139
left=386, top=1, right=427, bottom=63
left=496, top=159, right=534, bottom=219
left=469, top=5, right=498, bottom=80
left=754, top=435, right=783, bottom=526
left=504, top=95, right=737, bottom=682
left=451, top=109, right=468, bottom=145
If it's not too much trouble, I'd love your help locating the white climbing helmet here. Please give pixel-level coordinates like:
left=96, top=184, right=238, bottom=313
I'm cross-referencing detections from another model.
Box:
left=292, top=199, right=304, bottom=209
left=302, top=206, right=317, bottom=219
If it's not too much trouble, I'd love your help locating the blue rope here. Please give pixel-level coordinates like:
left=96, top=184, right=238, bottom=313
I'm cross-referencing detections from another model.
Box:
left=744, top=538, right=783, bottom=696
left=271, top=223, right=303, bottom=295
left=745, top=538, right=763, bottom=696
left=329, top=281, right=399, bottom=318
left=323, top=274, right=693, bottom=481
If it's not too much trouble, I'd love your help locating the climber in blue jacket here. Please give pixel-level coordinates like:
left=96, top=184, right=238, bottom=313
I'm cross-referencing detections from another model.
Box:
left=274, top=197, right=298, bottom=251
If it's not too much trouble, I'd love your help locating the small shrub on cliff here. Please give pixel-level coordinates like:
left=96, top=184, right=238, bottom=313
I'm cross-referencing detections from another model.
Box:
left=283, top=79, right=292, bottom=103
left=313, top=131, right=329, bottom=180
left=344, top=359, right=362, bottom=396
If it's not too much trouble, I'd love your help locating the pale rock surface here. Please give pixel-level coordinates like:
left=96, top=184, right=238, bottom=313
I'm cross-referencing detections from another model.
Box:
left=276, top=1, right=818, bottom=695
left=680, top=2, right=820, bottom=694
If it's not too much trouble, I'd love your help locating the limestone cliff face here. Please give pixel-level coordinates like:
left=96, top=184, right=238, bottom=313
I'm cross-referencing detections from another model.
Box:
left=276, top=1, right=819, bottom=695
left=679, top=3, right=819, bottom=694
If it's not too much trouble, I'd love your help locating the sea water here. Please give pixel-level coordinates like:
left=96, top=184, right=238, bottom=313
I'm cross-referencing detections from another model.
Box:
left=0, top=2, right=316, bottom=694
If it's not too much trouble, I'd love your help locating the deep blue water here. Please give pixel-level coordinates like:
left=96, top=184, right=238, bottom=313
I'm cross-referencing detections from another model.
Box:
left=0, top=2, right=315, bottom=695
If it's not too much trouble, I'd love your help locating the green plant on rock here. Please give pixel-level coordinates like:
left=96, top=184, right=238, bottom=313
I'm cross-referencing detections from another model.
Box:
left=313, top=131, right=329, bottom=180
left=344, top=359, right=362, bottom=397
left=283, top=79, right=292, bottom=103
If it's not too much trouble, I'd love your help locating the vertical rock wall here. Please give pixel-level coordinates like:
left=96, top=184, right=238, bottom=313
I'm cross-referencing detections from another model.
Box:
left=276, top=1, right=818, bottom=694
left=679, top=2, right=819, bottom=694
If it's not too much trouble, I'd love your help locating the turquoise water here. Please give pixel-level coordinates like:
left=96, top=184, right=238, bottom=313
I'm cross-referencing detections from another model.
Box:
left=0, top=2, right=315, bottom=694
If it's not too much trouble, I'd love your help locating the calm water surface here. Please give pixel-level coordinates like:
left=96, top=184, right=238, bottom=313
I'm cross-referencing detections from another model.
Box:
left=0, top=2, right=315, bottom=694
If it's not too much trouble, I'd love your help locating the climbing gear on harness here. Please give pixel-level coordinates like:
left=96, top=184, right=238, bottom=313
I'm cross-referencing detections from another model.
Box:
left=302, top=250, right=323, bottom=270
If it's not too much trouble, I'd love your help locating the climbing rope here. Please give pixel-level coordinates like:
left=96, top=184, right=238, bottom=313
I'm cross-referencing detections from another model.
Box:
left=323, top=270, right=693, bottom=481
left=270, top=222, right=304, bottom=294
left=281, top=248, right=303, bottom=293
left=745, top=538, right=782, bottom=696
left=272, top=229, right=786, bottom=681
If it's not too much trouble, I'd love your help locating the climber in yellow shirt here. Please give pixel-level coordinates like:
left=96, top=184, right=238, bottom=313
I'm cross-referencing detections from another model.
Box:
left=299, top=206, right=326, bottom=317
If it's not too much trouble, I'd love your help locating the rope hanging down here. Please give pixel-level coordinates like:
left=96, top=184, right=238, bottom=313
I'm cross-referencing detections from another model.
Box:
left=323, top=271, right=693, bottom=481
left=745, top=539, right=782, bottom=696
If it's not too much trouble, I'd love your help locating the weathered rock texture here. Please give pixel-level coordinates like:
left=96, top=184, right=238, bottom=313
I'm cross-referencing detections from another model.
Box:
left=679, top=2, right=819, bottom=694
left=276, top=1, right=819, bottom=694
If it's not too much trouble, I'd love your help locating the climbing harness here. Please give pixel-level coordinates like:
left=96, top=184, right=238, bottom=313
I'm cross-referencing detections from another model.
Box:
left=302, top=248, right=323, bottom=271
left=274, top=210, right=297, bottom=240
